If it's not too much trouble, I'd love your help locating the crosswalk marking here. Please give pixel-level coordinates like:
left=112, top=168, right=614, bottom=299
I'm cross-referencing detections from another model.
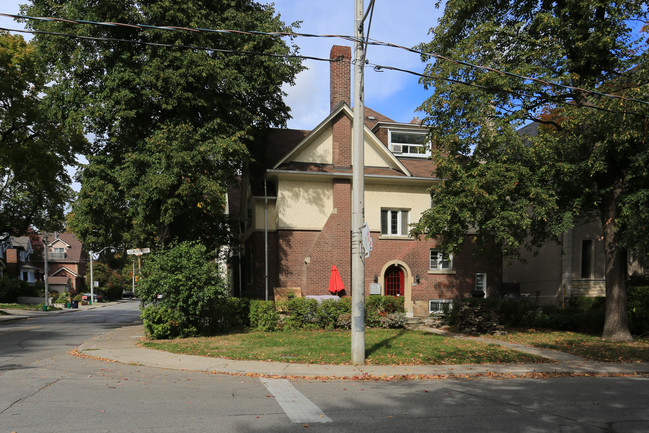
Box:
left=260, top=378, right=332, bottom=424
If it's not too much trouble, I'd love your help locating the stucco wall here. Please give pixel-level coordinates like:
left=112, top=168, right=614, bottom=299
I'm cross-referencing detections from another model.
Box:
left=276, top=179, right=333, bottom=230
left=292, top=127, right=333, bottom=164
left=365, top=182, right=431, bottom=232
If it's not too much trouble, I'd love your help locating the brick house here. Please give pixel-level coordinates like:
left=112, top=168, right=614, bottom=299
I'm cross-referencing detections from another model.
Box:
left=33, top=232, right=87, bottom=293
left=502, top=123, right=649, bottom=305
left=1, top=236, right=39, bottom=283
left=230, top=45, right=501, bottom=317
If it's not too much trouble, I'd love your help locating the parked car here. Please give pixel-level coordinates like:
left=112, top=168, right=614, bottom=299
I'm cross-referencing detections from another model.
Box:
left=81, top=293, right=103, bottom=303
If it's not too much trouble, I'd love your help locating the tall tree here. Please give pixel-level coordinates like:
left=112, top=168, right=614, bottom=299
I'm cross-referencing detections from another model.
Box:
left=0, top=32, right=86, bottom=235
left=24, top=0, right=303, bottom=251
left=412, top=0, right=649, bottom=341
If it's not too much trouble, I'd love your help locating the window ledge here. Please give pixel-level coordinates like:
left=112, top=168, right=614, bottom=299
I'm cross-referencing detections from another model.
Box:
left=428, top=270, right=456, bottom=275
left=378, top=235, right=412, bottom=240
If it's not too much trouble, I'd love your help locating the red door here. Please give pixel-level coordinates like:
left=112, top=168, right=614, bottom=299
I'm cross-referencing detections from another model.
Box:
left=384, top=266, right=404, bottom=296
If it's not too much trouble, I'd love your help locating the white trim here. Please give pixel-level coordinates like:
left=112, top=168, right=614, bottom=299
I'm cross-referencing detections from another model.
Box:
left=429, top=299, right=453, bottom=314
left=476, top=272, right=487, bottom=297
left=272, top=104, right=413, bottom=177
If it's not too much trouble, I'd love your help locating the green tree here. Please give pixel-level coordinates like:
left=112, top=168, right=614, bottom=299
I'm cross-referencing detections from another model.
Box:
left=24, top=0, right=303, bottom=251
left=413, top=0, right=649, bottom=341
left=137, top=241, right=229, bottom=338
left=0, top=32, right=86, bottom=235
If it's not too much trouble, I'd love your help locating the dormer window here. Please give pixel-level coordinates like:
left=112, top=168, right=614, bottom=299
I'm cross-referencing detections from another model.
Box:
left=389, top=130, right=430, bottom=158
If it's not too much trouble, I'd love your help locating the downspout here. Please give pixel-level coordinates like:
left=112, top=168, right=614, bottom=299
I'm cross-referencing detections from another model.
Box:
left=561, top=228, right=573, bottom=306
left=264, top=176, right=269, bottom=301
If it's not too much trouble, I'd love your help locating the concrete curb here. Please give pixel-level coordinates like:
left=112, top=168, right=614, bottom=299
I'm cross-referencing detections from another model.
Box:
left=75, top=324, right=649, bottom=380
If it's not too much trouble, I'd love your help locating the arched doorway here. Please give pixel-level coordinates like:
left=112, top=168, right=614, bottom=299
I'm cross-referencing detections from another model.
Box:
left=384, top=265, right=404, bottom=297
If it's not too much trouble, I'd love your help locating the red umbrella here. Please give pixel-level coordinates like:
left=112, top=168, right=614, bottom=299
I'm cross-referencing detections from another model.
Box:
left=328, top=265, right=345, bottom=295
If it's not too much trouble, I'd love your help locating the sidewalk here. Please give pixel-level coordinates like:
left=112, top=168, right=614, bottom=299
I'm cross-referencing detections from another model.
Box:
left=3, top=306, right=649, bottom=379
left=0, top=302, right=107, bottom=322
left=76, top=323, right=649, bottom=379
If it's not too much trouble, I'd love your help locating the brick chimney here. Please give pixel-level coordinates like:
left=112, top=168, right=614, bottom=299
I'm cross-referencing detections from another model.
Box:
left=330, top=45, right=351, bottom=111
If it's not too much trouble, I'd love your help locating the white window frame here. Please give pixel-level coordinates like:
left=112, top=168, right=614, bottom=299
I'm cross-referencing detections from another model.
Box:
left=380, top=209, right=410, bottom=237
left=429, top=299, right=453, bottom=314
left=388, top=129, right=431, bottom=158
left=430, top=249, right=453, bottom=271
left=475, top=272, right=487, bottom=297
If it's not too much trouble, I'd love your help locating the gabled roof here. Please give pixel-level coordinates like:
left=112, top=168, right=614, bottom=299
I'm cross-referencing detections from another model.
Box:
left=51, top=266, right=79, bottom=278
left=272, top=103, right=413, bottom=177
left=48, top=276, right=70, bottom=286
left=37, top=232, right=85, bottom=262
left=11, top=236, right=32, bottom=253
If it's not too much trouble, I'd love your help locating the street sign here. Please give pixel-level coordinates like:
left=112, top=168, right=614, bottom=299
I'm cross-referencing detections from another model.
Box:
left=127, top=248, right=151, bottom=256
left=360, top=223, right=372, bottom=258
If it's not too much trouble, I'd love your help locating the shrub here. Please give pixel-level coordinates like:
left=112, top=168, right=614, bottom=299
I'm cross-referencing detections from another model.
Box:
left=628, top=286, right=649, bottom=336
left=0, top=277, right=32, bottom=302
left=316, top=299, right=348, bottom=329
left=366, top=295, right=405, bottom=327
left=54, top=291, right=69, bottom=303
left=281, top=297, right=320, bottom=330
left=336, top=312, right=352, bottom=329
left=497, top=298, right=536, bottom=326
left=138, top=241, right=229, bottom=338
left=202, top=297, right=251, bottom=333
left=141, top=305, right=196, bottom=340
left=379, top=312, right=406, bottom=328
left=249, top=300, right=278, bottom=331
left=453, top=298, right=502, bottom=334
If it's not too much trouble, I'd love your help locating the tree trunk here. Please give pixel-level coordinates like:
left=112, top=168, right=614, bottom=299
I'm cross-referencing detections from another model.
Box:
left=600, top=185, right=633, bottom=342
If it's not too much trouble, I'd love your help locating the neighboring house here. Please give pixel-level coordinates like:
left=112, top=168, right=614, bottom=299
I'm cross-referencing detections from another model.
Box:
left=503, top=217, right=648, bottom=305
left=502, top=124, right=648, bottom=305
left=6, top=236, right=39, bottom=283
left=230, top=45, right=501, bottom=317
left=33, top=232, right=87, bottom=292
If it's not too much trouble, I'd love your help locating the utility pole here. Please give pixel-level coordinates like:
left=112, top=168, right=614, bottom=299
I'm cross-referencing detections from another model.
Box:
left=351, top=0, right=366, bottom=365
left=43, top=232, right=49, bottom=311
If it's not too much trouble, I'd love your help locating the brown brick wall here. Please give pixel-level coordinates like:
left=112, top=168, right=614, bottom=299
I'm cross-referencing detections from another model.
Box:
left=330, top=45, right=351, bottom=111
left=332, top=112, right=352, bottom=168
left=364, top=233, right=501, bottom=300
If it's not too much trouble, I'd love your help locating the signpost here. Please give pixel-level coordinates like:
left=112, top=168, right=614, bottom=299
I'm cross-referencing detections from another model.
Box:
left=127, top=248, right=150, bottom=296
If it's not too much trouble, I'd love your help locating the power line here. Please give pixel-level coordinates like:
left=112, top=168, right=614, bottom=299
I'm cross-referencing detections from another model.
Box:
left=3, top=12, right=649, bottom=107
left=0, top=26, right=341, bottom=64
left=370, top=63, right=649, bottom=119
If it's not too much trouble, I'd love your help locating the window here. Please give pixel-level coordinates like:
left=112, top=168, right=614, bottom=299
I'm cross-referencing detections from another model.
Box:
left=581, top=239, right=593, bottom=278
left=53, top=247, right=64, bottom=254
left=381, top=209, right=410, bottom=236
left=430, top=249, right=453, bottom=271
left=389, top=130, right=430, bottom=158
left=475, top=273, right=487, bottom=297
left=429, top=299, right=453, bottom=314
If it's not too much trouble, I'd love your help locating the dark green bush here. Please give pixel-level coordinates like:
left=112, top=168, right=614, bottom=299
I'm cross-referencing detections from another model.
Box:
left=628, top=286, right=649, bottom=335
left=249, top=300, right=279, bottom=331
left=316, top=298, right=349, bottom=329
left=366, top=295, right=405, bottom=327
left=138, top=241, right=230, bottom=339
left=141, top=305, right=197, bottom=340
left=204, top=297, right=251, bottom=333
left=497, top=298, right=536, bottom=326
left=0, top=276, right=36, bottom=302
left=453, top=298, right=501, bottom=334
left=281, top=297, right=320, bottom=330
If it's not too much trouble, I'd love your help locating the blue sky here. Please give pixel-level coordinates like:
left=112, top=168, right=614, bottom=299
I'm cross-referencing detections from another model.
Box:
left=0, top=1, right=444, bottom=130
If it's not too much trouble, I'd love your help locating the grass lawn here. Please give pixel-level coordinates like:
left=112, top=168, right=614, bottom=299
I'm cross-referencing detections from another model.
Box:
left=142, top=328, right=548, bottom=365
left=488, top=329, right=649, bottom=363
left=0, top=303, right=45, bottom=311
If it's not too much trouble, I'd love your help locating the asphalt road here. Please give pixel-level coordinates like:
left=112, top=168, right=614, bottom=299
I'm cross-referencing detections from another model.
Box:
left=1, top=302, right=648, bottom=432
